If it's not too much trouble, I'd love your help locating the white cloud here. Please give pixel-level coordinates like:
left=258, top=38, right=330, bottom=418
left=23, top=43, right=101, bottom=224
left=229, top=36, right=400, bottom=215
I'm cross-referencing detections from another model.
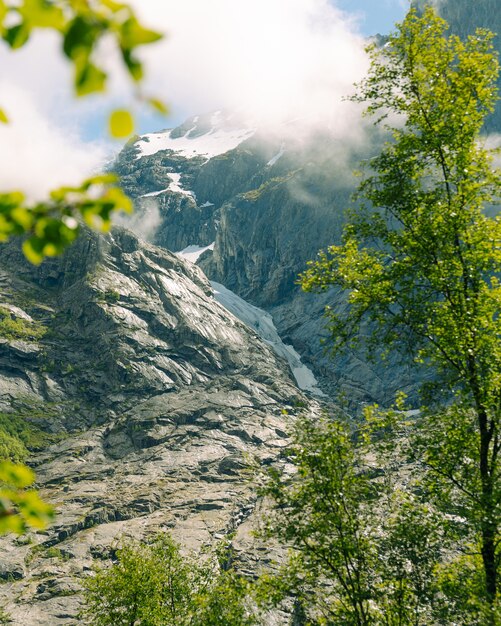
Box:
left=0, top=82, right=109, bottom=200
left=0, top=0, right=374, bottom=199
left=134, top=0, right=370, bottom=133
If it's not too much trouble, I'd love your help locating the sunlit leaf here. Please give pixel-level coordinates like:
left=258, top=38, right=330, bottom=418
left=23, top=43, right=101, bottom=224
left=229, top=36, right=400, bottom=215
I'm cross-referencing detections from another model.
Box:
left=109, top=109, right=134, bottom=138
left=11, top=207, right=33, bottom=230
left=20, top=0, right=65, bottom=30
left=104, top=186, right=133, bottom=213
left=120, top=17, right=162, bottom=47
left=86, top=173, right=119, bottom=186
left=22, top=240, right=44, bottom=265
left=4, top=23, right=31, bottom=49
left=75, top=60, right=107, bottom=96
left=100, top=0, right=128, bottom=12
left=147, top=97, right=169, bottom=116
left=0, top=511, right=25, bottom=534
left=0, top=461, right=35, bottom=489
left=17, top=490, right=54, bottom=528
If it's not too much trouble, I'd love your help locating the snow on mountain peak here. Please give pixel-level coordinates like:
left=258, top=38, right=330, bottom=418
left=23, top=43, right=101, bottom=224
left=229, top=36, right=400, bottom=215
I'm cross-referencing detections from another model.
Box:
left=135, top=111, right=256, bottom=160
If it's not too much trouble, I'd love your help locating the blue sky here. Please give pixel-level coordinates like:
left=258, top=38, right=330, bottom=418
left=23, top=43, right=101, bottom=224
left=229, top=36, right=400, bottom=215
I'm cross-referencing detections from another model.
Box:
left=336, top=0, right=407, bottom=36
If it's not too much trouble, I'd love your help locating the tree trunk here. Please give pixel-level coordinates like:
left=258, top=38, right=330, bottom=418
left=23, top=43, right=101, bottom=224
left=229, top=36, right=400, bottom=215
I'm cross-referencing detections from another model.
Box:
left=478, top=407, right=497, bottom=621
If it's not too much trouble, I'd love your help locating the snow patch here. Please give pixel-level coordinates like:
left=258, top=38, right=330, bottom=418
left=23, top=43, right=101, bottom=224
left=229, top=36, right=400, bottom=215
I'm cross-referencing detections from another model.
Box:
left=167, top=173, right=195, bottom=198
left=140, top=174, right=195, bottom=199
left=136, top=127, right=255, bottom=160
left=176, top=243, right=215, bottom=263
left=142, top=188, right=170, bottom=197
left=211, top=281, right=325, bottom=396
left=267, top=143, right=285, bottom=166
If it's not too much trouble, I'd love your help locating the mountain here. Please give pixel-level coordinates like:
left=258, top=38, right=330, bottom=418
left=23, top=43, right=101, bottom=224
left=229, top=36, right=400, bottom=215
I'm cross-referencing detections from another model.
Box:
left=0, top=229, right=320, bottom=624
left=113, top=0, right=501, bottom=406
left=114, top=111, right=425, bottom=408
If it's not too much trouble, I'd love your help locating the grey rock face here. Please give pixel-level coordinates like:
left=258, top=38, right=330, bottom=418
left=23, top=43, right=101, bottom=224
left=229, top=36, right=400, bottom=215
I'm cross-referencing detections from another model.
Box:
left=116, top=120, right=425, bottom=407
left=0, top=229, right=320, bottom=624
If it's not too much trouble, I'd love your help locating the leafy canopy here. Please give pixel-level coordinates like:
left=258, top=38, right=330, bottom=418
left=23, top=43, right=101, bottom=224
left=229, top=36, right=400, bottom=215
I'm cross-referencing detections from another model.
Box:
left=258, top=412, right=450, bottom=625
left=301, top=5, right=500, bottom=615
left=82, top=533, right=260, bottom=626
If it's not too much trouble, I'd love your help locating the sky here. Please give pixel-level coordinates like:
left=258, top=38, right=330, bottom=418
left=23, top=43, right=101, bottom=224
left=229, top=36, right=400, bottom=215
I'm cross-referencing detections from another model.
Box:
left=0, top=0, right=409, bottom=199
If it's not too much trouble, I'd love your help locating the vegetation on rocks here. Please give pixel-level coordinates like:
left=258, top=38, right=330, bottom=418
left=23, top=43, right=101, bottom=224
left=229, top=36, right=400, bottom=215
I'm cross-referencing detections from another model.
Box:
left=0, top=307, right=46, bottom=342
left=0, top=412, right=56, bottom=463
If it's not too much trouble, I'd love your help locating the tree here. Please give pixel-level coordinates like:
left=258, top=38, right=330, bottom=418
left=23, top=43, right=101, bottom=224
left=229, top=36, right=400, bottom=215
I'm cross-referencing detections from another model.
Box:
left=0, top=0, right=165, bottom=532
left=257, top=412, right=448, bottom=625
left=82, top=533, right=260, bottom=626
left=301, top=6, right=500, bottom=619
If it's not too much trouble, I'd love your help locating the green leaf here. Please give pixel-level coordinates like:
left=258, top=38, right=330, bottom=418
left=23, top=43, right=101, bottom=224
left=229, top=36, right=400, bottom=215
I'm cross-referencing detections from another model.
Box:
left=84, top=173, right=118, bottom=186
left=120, top=17, right=162, bottom=48
left=148, top=97, right=169, bottom=116
left=100, top=0, right=128, bottom=12
left=17, top=490, right=54, bottom=528
left=22, top=239, right=44, bottom=265
left=109, top=109, right=134, bottom=138
left=4, top=23, right=31, bottom=49
left=121, top=48, right=143, bottom=82
left=11, top=206, right=33, bottom=230
left=103, top=186, right=133, bottom=213
left=20, top=0, right=65, bottom=30
left=75, top=60, right=107, bottom=96
left=0, top=461, right=35, bottom=489
left=63, top=16, right=98, bottom=60
left=0, top=108, right=8, bottom=124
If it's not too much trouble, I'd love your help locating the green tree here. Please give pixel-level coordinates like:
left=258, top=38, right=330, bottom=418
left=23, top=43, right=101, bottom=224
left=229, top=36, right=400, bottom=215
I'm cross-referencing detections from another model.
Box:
left=258, top=413, right=447, bottom=625
left=82, top=533, right=260, bottom=626
left=301, top=6, right=500, bottom=619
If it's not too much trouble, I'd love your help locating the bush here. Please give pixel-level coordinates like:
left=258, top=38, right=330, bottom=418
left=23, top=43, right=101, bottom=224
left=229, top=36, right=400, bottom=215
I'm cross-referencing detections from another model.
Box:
left=82, top=533, right=260, bottom=626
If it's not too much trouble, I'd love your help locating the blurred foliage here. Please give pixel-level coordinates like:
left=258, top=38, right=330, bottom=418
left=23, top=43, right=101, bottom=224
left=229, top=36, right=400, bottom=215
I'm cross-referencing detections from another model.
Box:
left=0, top=0, right=163, bottom=103
left=0, top=0, right=167, bottom=264
left=0, top=461, right=54, bottom=534
left=0, top=174, right=133, bottom=264
left=0, top=0, right=165, bottom=535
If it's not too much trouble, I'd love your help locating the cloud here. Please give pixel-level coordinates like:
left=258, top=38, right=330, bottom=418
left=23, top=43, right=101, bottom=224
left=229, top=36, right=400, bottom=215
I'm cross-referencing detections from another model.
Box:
left=0, top=82, right=109, bottom=200
left=0, top=0, right=374, bottom=200
left=116, top=197, right=161, bottom=242
left=133, top=0, right=370, bottom=134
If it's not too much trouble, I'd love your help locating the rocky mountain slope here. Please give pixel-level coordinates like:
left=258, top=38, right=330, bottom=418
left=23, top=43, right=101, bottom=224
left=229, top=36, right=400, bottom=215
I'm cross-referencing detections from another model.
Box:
left=0, top=229, right=320, bottom=624
left=114, top=112, right=423, bottom=407
left=114, top=0, right=501, bottom=407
